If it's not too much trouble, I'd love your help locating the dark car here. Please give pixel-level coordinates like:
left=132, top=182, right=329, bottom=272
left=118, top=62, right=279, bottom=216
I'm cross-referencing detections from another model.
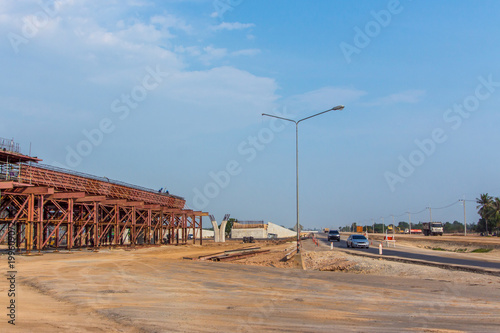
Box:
left=327, top=230, right=341, bottom=242
left=346, top=234, right=369, bottom=248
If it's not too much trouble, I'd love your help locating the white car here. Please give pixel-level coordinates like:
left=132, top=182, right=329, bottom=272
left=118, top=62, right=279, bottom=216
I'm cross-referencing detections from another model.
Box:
left=346, top=234, right=369, bottom=248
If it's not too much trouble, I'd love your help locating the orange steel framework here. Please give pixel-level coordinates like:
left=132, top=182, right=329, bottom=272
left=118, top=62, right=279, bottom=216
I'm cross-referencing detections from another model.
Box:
left=0, top=148, right=208, bottom=253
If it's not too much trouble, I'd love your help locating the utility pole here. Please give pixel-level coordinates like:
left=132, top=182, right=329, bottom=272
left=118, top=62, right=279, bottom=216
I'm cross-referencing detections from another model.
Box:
left=372, top=218, right=374, bottom=234
left=381, top=217, right=385, bottom=234
left=392, top=215, right=395, bottom=236
left=427, top=206, right=432, bottom=223
left=460, top=199, right=467, bottom=236
left=406, top=211, right=411, bottom=234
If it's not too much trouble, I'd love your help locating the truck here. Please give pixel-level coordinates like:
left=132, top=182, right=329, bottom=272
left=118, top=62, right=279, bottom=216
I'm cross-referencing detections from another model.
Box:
left=422, top=222, right=443, bottom=236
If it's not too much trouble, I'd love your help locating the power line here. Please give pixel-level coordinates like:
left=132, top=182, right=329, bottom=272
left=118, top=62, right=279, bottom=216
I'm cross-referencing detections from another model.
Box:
left=431, top=200, right=460, bottom=210
left=409, top=207, right=427, bottom=215
left=367, top=199, right=467, bottom=226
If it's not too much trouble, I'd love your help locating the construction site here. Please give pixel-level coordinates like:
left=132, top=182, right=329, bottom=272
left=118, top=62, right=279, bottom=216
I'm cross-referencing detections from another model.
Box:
left=0, top=138, right=208, bottom=253
left=1, top=138, right=500, bottom=332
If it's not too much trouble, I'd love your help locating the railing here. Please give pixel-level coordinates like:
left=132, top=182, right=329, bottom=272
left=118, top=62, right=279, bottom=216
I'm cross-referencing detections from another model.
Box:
left=0, top=137, right=20, bottom=153
left=233, top=222, right=267, bottom=229
left=15, top=163, right=186, bottom=208
left=34, top=163, right=185, bottom=201
left=0, top=161, right=20, bottom=182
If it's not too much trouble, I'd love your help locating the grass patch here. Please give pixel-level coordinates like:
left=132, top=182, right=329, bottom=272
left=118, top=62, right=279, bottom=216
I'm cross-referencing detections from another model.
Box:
left=454, top=248, right=467, bottom=252
left=432, top=247, right=446, bottom=251
left=471, top=248, right=492, bottom=253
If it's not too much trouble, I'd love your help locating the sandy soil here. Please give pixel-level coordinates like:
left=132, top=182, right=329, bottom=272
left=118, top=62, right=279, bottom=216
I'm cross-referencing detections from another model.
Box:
left=1, top=240, right=499, bottom=332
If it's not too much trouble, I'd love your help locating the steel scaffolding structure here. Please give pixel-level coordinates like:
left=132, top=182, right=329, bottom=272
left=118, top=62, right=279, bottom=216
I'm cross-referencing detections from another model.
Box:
left=0, top=145, right=207, bottom=253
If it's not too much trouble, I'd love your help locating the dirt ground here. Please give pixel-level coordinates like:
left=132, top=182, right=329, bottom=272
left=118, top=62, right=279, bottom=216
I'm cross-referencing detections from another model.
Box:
left=1, top=239, right=500, bottom=332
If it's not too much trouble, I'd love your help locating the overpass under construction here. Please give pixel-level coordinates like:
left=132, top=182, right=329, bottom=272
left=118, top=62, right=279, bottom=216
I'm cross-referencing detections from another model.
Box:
left=0, top=138, right=208, bottom=253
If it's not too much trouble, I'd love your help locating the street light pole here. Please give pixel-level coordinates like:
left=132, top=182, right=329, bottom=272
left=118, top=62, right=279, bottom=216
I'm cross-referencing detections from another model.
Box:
left=262, top=105, right=345, bottom=254
left=295, top=121, right=299, bottom=252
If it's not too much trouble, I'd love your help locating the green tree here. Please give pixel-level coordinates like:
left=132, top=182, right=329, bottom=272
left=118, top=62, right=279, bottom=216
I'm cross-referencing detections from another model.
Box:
left=225, top=218, right=237, bottom=237
left=398, top=221, right=409, bottom=230
left=373, top=223, right=384, bottom=233
left=476, top=193, right=493, bottom=234
left=453, top=220, right=464, bottom=233
left=490, top=197, right=500, bottom=233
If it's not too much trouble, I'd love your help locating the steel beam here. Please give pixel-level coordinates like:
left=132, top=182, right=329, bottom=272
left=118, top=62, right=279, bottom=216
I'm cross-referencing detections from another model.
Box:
left=76, top=196, right=107, bottom=202
left=20, top=187, right=55, bottom=195
left=48, top=192, right=86, bottom=199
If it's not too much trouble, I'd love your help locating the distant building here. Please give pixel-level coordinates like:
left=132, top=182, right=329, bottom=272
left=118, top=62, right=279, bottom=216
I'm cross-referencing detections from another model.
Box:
left=230, top=221, right=296, bottom=239
left=174, top=228, right=215, bottom=240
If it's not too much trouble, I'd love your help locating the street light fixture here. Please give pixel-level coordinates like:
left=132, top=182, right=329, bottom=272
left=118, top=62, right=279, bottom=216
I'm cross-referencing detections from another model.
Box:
left=262, top=105, right=345, bottom=253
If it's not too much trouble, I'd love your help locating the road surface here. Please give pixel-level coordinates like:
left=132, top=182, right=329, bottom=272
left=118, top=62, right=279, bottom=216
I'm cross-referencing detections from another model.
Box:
left=316, top=233, right=500, bottom=270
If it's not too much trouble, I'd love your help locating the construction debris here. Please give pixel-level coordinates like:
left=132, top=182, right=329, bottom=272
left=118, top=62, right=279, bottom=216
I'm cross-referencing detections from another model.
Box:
left=183, top=246, right=270, bottom=262
left=281, top=248, right=297, bottom=262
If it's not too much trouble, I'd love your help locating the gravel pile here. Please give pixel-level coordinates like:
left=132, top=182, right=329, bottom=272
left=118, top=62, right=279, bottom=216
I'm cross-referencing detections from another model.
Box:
left=302, top=248, right=500, bottom=286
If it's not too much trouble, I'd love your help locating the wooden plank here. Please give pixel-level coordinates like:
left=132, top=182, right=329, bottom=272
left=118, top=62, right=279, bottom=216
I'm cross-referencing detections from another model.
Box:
left=214, top=250, right=270, bottom=262
left=0, top=181, right=32, bottom=189
left=75, top=195, right=107, bottom=202
left=191, top=211, right=209, bottom=216
left=143, top=204, right=161, bottom=209
left=20, top=187, right=55, bottom=194
left=123, top=201, right=144, bottom=207
left=0, top=181, right=14, bottom=189
left=48, top=192, right=86, bottom=199
left=101, top=199, right=127, bottom=205
left=160, top=208, right=184, bottom=214
left=12, top=182, right=33, bottom=188
left=198, top=247, right=262, bottom=261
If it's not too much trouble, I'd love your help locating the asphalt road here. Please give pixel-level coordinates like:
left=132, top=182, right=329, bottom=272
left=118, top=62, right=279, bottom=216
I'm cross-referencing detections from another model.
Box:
left=317, top=233, right=500, bottom=270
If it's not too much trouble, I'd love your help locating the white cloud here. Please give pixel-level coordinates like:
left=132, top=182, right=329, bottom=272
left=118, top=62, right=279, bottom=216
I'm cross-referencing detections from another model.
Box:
left=212, top=22, right=255, bottom=31
left=150, top=14, right=192, bottom=34
left=115, top=22, right=167, bottom=43
left=0, top=1, right=277, bottom=143
left=130, top=66, right=279, bottom=135
left=174, top=45, right=201, bottom=56
left=199, top=45, right=228, bottom=63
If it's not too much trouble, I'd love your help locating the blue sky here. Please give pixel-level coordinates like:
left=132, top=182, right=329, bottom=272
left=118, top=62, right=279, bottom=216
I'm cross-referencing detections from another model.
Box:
left=1, top=0, right=500, bottom=229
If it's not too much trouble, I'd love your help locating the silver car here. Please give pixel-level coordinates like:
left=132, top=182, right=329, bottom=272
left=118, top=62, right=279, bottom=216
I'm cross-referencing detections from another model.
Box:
left=346, top=234, right=369, bottom=248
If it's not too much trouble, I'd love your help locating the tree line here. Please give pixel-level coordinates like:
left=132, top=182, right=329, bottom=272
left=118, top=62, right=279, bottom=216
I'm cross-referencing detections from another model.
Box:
left=340, top=221, right=486, bottom=234
left=339, top=193, right=500, bottom=235
left=476, top=193, right=500, bottom=234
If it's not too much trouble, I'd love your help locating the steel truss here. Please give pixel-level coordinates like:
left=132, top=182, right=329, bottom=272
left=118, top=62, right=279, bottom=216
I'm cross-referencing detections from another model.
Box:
left=0, top=163, right=207, bottom=253
left=0, top=189, right=206, bottom=253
